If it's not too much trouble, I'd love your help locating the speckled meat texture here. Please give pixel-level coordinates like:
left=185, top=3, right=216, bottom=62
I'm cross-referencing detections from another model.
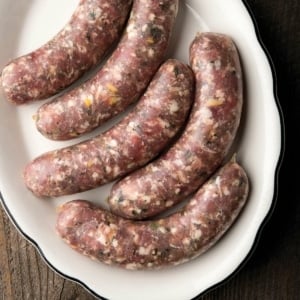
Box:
left=35, top=0, right=179, bottom=140
left=0, top=0, right=133, bottom=104
left=108, top=32, right=243, bottom=220
left=23, top=59, right=194, bottom=197
left=56, top=160, right=249, bottom=270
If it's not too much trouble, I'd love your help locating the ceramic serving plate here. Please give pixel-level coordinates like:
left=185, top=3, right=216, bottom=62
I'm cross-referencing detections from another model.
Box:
left=0, top=0, right=282, bottom=299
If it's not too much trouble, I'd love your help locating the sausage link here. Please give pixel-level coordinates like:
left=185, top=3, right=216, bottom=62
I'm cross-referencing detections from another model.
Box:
left=24, top=59, right=194, bottom=197
left=108, top=32, right=243, bottom=219
left=35, top=0, right=179, bottom=140
left=0, top=0, right=132, bottom=104
left=56, top=160, right=249, bottom=269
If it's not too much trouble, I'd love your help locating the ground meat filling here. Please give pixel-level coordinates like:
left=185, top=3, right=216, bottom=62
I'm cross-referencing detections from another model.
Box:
left=36, top=0, right=179, bottom=140
left=23, top=59, right=194, bottom=197
left=56, top=160, right=249, bottom=269
left=1, top=0, right=133, bottom=104
left=108, top=32, right=243, bottom=220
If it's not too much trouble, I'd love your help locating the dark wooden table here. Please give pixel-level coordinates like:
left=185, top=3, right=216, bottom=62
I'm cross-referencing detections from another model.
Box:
left=0, top=0, right=298, bottom=299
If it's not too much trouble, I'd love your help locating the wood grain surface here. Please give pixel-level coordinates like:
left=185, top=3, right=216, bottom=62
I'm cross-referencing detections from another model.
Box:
left=0, top=0, right=299, bottom=299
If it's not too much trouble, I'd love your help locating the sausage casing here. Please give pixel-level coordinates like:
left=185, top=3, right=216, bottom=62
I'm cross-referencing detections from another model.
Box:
left=1, top=0, right=132, bottom=104
left=23, top=59, right=194, bottom=197
left=56, top=160, right=249, bottom=269
left=36, top=0, right=179, bottom=140
left=108, top=32, right=243, bottom=219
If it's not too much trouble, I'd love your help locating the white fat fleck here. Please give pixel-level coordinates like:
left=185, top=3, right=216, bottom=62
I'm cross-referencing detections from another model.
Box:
left=134, top=208, right=142, bottom=214
left=174, top=159, right=184, bottom=167
left=77, top=44, right=87, bottom=54
left=200, top=106, right=212, bottom=120
left=113, top=71, right=122, bottom=81
left=142, top=24, right=148, bottom=32
left=127, top=192, right=138, bottom=201
left=148, top=48, right=154, bottom=58
left=92, top=172, right=99, bottom=180
left=113, top=165, right=120, bottom=176
left=138, top=246, right=151, bottom=256
left=112, top=239, right=118, bottom=248
left=76, top=152, right=83, bottom=162
left=216, top=176, right=223, bottom=196
left=159, top=119, right=169, bottom=129
left=183, top=238, right=190, bottom=245
left=126, top=23, right=135, bottom=33
left=202, top=190, right=211, bottom=202
left=169, top=101, right=179, bottom=113
left=133, top=234, right=139, bottom=243
left=96, top=232, right=107, bottom=245
left=56, top=174, right=64, bottom=181
left=170, top=3, right=178, bottom=13
left=175, top=188, right=181, bottom=195
left=128, top=121, right=136, bottom=130
left=166, top=201, right=173, bottom=207
left=127, top=163, right=136, bottom=169
left=105, top=166, right=112, bottom=174
left=127, top=23, right=137, bottom=39
left=126, top=263, right=138, bottom=270
left=108, top=139, right=117, bottom=148
left=96, top=85, right=105, bottom=97
left=190, top=199, right=197, bottom=206
left=149, top=13, right=155, bottom=21
left=29, top=89, right=40, bottom=97
left=88, top=231, right=96, bottom=238
left=109, top=223, right=118, bottom=230
left=214, top=59, right=221, bottom=70
left=177, top=171, right=189, bottom=184
left=171, top=227, right=177, bottom=234
left=80, top=121, right=90, bottom=129
left=81, top=93, right=93, bottom=101
left=150, top=165, right=160, bottom=172
left=233, top=179, right=240, bottom=186
left=49, top=65, right=57, bottom=75
left=223, top=186, right=230, bottom=196
left=67, top=100, right=76, bottom=108
left=142, top=195, right=151, bottom=204
left=215, top=89, right=225, bottom=100
left=192, top=229, right=202, bottom=240
left=46, top=49, right=53, bottom=56
left=199, top=107, right=213, bottom=125
left=158, top=227, right=167, bottom=234
left=67, top=40, right=74, bottom=49
left=116, top=257, right=126, bottom=263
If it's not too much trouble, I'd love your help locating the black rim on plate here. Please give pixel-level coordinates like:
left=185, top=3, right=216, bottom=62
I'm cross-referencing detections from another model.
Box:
left=0, top=0, right=285, bottom=299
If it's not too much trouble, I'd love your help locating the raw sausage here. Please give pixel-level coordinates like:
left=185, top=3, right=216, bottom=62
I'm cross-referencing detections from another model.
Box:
left=35, top=0, right=179, bottom=140
left=1, top=0, right=133, bottom=104
left=108, top=32, right=243, bottom=219
left=23, top=59, right=194, bottom=197
left=56, top=159, right=249, bottom=269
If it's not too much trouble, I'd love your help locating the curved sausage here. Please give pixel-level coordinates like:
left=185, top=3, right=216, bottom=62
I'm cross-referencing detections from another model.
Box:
left=0, top=0, right=133, bottom=104
left=56, top=160, right=249, bottom=269
left=24, top=59, right=194, bottom=197
left=35, top=0, right=179, bottom=140
left=108, top=32, right=243, bottom=219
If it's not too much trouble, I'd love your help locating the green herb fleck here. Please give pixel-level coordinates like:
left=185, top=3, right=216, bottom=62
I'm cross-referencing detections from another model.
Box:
left=89, top=11, right=96, bottom=20
left=150, top=222, right=159, bottom=230
left=116, top=191, right=124, bottom=203
left=159, top=3, right=170, bottom=11
left=174, top=66, right=180, bottom=77
left=150, top=27, right=162, bottom=42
